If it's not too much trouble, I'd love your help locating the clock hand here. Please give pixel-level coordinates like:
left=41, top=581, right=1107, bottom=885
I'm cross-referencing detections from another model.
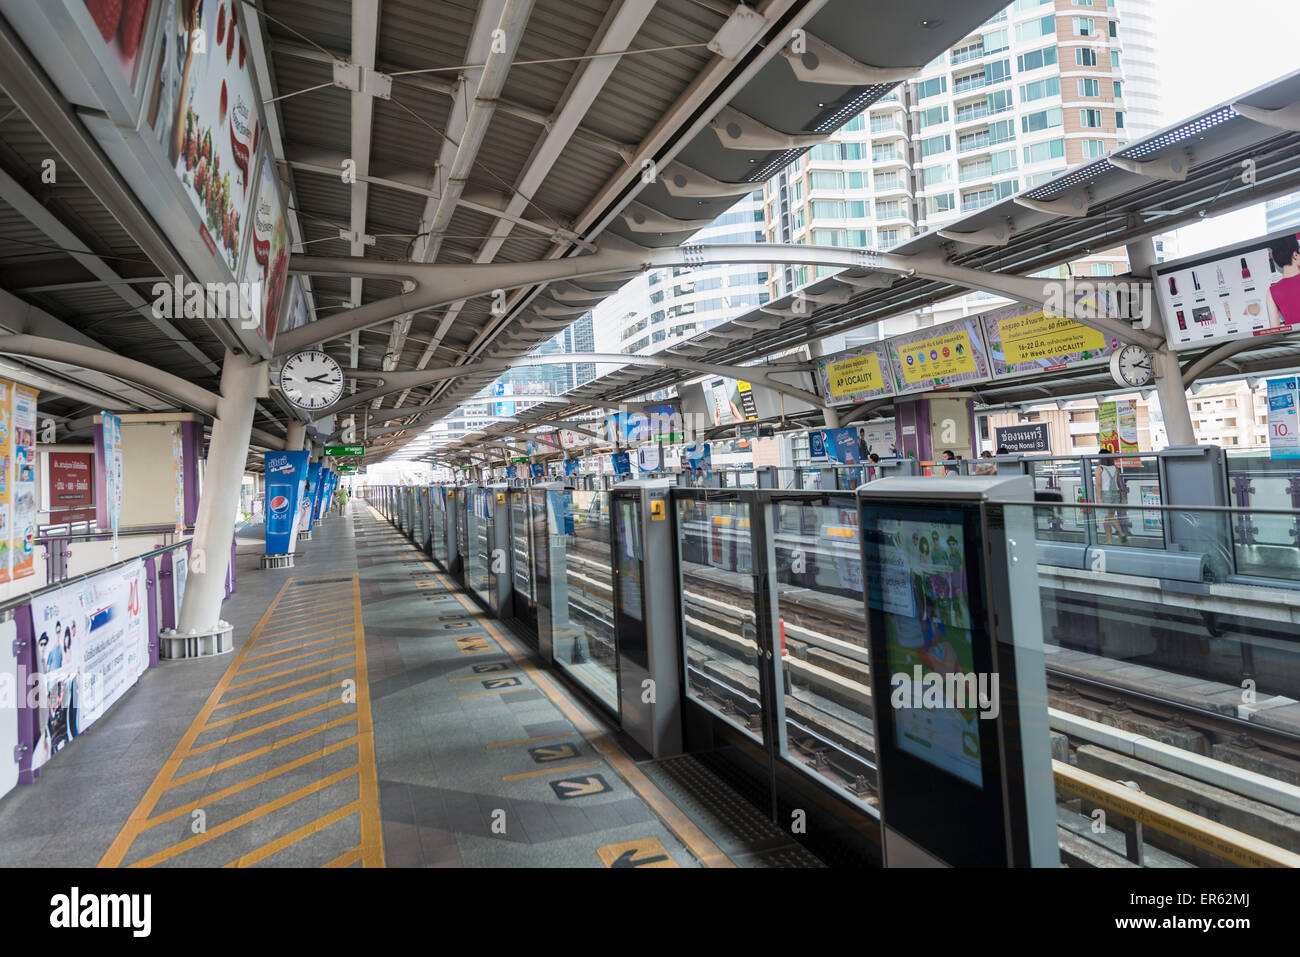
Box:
left=304, top=374, right=333, bottom=383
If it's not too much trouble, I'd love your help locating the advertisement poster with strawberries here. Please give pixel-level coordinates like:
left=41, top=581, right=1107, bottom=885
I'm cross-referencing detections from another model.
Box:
left=83, top=0, right=154, bottom=85
left=240, top=148, right=290, bottom=347
left=147, top=0, right=261, bottom=275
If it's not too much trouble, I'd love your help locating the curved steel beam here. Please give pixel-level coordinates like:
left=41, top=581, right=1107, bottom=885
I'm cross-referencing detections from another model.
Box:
left=0, top=334, right=220, bottom=414
left=325, top=352, right=826, bottom=418
left=1180, top=331, right=1299, bottom=386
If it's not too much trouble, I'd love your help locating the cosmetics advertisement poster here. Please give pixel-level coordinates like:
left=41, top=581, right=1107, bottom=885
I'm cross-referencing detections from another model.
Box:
left=982, top=302, right=1117, bottom=378
left=152, top=0, right=262, bottom=276
left=1267, top=376, right=1300, bottom=460
left=31, top=559, right=149, bottom=771
left=885, top=317, right=992, bottom=395
left=1155, top=229, right=1300, bottom=351
left=11, top=385, right=38, bottom=581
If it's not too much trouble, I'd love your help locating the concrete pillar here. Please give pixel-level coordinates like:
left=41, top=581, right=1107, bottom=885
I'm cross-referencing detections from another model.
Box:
left=1127, top=237, right=1196, bottom=447
left=284, top=419, right=307, bottom=451
left=178, top=351, right=267, bottom=637
left=806, top=340, right=840, bottom=427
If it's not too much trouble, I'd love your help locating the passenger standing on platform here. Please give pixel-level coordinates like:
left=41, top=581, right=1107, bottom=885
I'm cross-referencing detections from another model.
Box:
left=335, top=486, right=349, bottom=515
left=975, top=450, right=996, bottom=476
left=1094, top=459, right=1126, bottom=544
left=941, top=449, right=960, bottom=476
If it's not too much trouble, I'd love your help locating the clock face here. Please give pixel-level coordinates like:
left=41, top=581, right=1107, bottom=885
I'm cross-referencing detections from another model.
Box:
left=279, top=350, right=344, bottom=411
left=1114, top=344, right=1153, bottom=387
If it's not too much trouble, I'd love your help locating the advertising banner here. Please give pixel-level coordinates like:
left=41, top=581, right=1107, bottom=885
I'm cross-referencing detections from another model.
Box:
left=302, top=461, right=321, bottom=531
left=48, top=452, right=95, bottom=522
left=263, top=449, right=308, bottom=555
left=1155, top=227, right=1300, bottom=351
left=0, top=380, right=9, bottom=583
left=885, top=317, right=992, bottom=395
left=563, top=458, right=579, bottom=477
left=102, top=412, right=124, bottom=544
left=170, top=423, right=185, bottom=534
left=808, top=427, right=862, bottom=466
left=174, top=546, right=190, bottom=622
left=683, top=444, right=712, bottom=471
left=1098, top=400, right=1139, bottom=458
left=982, top=303, right=1117, bottom=378
left=859, top=420, right=898, bottom=459
left=995, top=423, right=1051, bottom=454
left=1267, top=376, right=1300, bottom=459
left=816, top=344, right=896, bottom=406
left=11, top=384, right=38, bottom=581
left=611, top=451, right=632, bottom=475
left=31, top=558, right=149, bottom=770
left=239, top=148, right=291, bottom=346
left=604, top=402, right=683, bottom=445
left=161, top=0, right=264, bottom=276
left=703, top=377, right=758, bottom=426
left=637, top=445, right=661, bottom=472
left=506, top=465, right=518, bottom=479
left=529, top=462, right=545, bottom=479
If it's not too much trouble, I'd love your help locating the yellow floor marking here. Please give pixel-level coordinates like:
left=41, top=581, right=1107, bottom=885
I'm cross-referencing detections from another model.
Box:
left=253, top=624, right=352, bottom=651
left=128, top=765, right=360, bottom=868
left=458, top=688, right=531, bottom=700
left=224, top=800, right=361, bottom=869
left=145, top=736, right=360, bottom=828
left=485, top=733, right=569, bottom=750
left=243, top=632, right=349, bottom=662
left=233, top=640, right=354, bottom=677
left=501, top=761, right=601, bottom=782
left=200, top=681, right=349, bottom=731
left=255, top=615, right=354, bottom=643
left=186, top=700, right=349, bottom=756
left=349, top=572, right=386, bottom=868
left=366, top=512, right=734, bottom=870
left=226, top=652, right=356, bottom=690
left=322, top=846, right=363, bottom=868
left=214, top=665, right=354, bottom=710
left=166, top=715, right=358, bottom=790
left=597, top=838, right=679, bottom=869
left=268, top=596, right=352, bottom=616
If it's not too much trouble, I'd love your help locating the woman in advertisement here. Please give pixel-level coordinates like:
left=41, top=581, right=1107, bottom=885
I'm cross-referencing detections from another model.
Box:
left=1268, top=234, right=1300, bottom=328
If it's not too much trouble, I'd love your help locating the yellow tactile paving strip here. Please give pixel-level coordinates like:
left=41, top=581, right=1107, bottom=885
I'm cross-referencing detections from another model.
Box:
left=98, top=575, right=385, bottom=868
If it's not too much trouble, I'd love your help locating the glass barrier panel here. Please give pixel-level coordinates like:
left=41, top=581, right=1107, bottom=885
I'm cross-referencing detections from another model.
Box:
left=511, top=493, right=531, bottom=599
left=676, top=495, right=763, bottom=741
left=466, top=491, right=491, bottom=602
left=552, top=489, right=618, bottom=710
left=769, top=495, right=874, bottom=806
left=430, top=491, right=446, bottom=563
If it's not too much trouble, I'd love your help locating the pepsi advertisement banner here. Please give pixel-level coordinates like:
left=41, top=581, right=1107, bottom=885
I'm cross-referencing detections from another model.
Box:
left=506, top=465, right=518, bottom=479
left=303, top=462, right=321, bottom=531
left=563, top=458, right=579, bottom=477
left=264, top=450, right=309, bottom=555
left=530, top=462, right=545, bottom=479
left=808, top=427, right=861, bottom=466
left=611, top=451, right=632, bottom=475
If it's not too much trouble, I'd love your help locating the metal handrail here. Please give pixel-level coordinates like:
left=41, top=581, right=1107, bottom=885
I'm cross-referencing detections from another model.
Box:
left=35, top=522, right=193, bottom=544
left=0, top=536, right=194, bottom=618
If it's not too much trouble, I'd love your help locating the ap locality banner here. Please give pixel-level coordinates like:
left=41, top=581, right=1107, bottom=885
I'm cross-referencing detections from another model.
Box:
left=263, top=449, right=309, bottom=555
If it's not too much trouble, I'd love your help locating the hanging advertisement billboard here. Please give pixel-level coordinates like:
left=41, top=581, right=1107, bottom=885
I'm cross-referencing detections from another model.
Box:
left=1153, top=226, right=1300, bottom=352
left=808, top=427, right=862, bottom=466
left=11, top=385, right=38, bottom=581
left=885, top=317, right=992, bottom=395
left=816, top=343, right=896, bottom=406
left=981, top=302, right=1119, bottom=378
left=239, top=148, right=292, bottom=345
left=604, top=402, right=684, bottom=445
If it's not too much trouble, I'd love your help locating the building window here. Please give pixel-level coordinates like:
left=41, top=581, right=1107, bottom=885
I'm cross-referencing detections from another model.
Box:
left=1023, top=138, right=1065, bottom=164
left=917, top=76, right=948, bottom=99
left=1080, top=109, right=1103, bottom=128
left=1020, top=76, right=1061, bottom=102
left=920, top=134, right=951, bottom=158
left=1075, top=48, right=1097, bottom=66
left=1108, top=19, right=1117, bottom=37
left=1115, top=111, right=1124, bottom=129
left=1078, top=78, right=1100, bottom=97
left=1111, top=50, right=1120, bottom=67
left=1081, top=139, right=1108, bottom=158
left=1015, top=14, right=1056, bottom=42
left=917, top=105, right=950, bottom=129
left=1113, top=80, right=1122, bottom=98
left=919, top=163, right=951, bottom=188
left=1073, top=17, right=1094, bottom=36
left=1016, top=46, right=1058, bottom=72
left=925, top=193, right=955, bottom=215
left=1021, top=107, right=1063, bottom=133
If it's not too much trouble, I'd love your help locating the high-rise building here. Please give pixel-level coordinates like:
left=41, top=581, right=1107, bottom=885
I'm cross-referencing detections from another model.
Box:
left=1267, top=193, right=1300, bottom=233
left=592, top=191, right=769, bottom=357
left=1113, top=0, right=1163, bottom=138
left=764, top=0, right=1145, bottom=334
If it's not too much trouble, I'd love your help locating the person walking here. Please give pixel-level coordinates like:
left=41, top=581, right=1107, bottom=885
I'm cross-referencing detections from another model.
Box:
left=335, top=485, right=350, bottom=515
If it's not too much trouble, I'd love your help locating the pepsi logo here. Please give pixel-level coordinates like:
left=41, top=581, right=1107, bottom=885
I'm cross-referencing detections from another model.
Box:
left=270, top=495, right=289, bottom=512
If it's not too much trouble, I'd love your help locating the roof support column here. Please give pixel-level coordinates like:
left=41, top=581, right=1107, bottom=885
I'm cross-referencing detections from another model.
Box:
left=806, top=340, right=839, bottom=427
left=175, top=351, right=268, bottom=645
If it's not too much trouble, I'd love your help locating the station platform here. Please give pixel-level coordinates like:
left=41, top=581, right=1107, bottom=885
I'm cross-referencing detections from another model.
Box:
left=0, top=503, right=822, bottom=869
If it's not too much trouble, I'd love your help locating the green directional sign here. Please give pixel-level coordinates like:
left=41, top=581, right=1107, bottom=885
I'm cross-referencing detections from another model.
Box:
left=336, top=465, right=359, bottom=473
left=325, top=445, right=364, bottom=456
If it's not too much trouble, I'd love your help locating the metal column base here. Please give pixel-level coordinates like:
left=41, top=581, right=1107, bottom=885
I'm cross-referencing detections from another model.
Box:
left=158, top=621, right=235, bottom=659
left=260, top=553, right=295, bottom=569
left=299, top=529, right=312, bottom=541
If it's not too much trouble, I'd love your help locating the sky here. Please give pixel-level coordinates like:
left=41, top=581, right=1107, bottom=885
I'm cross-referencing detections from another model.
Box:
left=1153, top=0, right=1300, bottom=255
